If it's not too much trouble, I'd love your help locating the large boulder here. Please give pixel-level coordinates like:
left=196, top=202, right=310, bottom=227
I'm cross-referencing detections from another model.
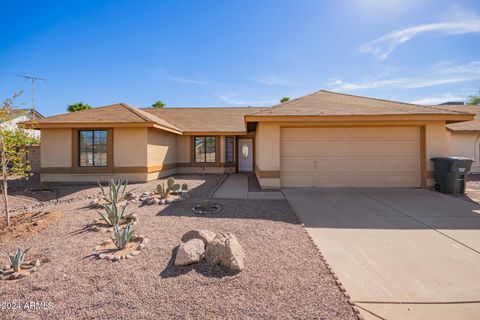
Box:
left=174, top=239, right=205, bottom=266
left=181, top=229, right=217, bottom=247
left=204, top=232, right=245, bottom=272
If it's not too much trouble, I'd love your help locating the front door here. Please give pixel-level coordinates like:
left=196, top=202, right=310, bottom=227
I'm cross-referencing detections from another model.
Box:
left=238, top=138, right=253, bottom=172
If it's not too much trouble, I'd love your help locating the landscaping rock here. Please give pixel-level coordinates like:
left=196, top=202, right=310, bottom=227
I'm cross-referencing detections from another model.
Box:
left=181, top=229, right=217, bottom=247
left=204, top=232, right=245, bottom=272
left=175, top=238, right=205, bottom=266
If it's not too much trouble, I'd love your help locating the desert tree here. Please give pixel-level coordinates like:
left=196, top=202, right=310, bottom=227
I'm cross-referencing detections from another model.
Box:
left=0, top=92, right=37, bottom=226
left=151, top=100, right=165, bottom=108
left=67, top=102, right=92, bottom=112
left=280, top=97, right=290, bottom=103
left=467, top=89, right=480, bottom=105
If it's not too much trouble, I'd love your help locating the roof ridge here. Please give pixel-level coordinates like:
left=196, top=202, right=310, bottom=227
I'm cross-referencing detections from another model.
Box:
left=251, top=90, right=323, bottom=115
left=140, top=107, right=268, bottom=110
left=121, top=103, right=183, bottom=132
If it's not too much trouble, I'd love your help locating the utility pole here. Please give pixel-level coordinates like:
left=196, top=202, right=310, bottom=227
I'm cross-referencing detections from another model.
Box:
left=16, top=74, right=46, bottom=113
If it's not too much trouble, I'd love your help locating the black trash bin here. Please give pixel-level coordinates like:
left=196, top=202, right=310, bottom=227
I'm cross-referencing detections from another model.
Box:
left=431, top=157, right=473, bottom=194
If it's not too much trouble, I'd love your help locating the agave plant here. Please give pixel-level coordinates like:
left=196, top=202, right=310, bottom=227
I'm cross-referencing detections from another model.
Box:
left=97, top=201, right=130, bottom=227
left=98, top=178, right=129, bottom=203
left=155, top=177, right=181, bottom=199
left=111, top=223, right=134, bottom=250
left=97, top=178, right=132, bottom=227
left=8, top=248, right=30, bottom=272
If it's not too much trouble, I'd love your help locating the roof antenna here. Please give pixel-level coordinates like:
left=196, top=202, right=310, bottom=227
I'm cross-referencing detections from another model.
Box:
left=16, top=74, right=46, bottom=115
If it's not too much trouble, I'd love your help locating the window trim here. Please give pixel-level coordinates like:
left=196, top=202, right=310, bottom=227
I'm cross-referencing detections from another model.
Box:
left=71, top=128, right=113, bottom=174
left=78, top=130, right=109, bottom=167
left=194, top=136, right=217, bottom=163
left=225, top=136, right=235, bottom=163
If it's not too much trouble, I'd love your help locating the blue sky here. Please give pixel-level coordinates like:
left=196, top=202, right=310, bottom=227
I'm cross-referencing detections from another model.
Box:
left=1, top=0, right=479, bottom=116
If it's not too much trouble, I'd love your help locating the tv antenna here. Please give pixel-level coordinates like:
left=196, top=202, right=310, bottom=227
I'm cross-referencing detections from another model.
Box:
left=16, top=74, right=46, bottom=113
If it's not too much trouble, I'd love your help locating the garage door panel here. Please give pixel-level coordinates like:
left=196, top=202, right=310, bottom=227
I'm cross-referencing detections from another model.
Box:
left=280, top=127, right=421, bottom=187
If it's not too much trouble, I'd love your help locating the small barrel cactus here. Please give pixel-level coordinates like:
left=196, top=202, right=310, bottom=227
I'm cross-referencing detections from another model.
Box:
left=181, top=183, right=188, bottom=191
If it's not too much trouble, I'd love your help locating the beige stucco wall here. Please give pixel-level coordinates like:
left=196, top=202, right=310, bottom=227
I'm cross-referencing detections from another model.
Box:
left=41, top=128, right=72, bottom=168
left=425, top=122, right=448, bottom=185
left=147, top=128, right=177, bottom=167
left=254, top=123, right=281, bottom=188
left=114, top=127, right=148, bottom=167
left=446, top=130, right=480, bottom=173
left=177, top=135, right=190, bottom=164
left=254, top=121, right=452, bottom=188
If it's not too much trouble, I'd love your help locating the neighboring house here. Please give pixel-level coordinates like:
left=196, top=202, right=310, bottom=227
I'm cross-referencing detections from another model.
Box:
left=30, top=90, right=473, bottom=188
left=1, top=108, right=44, bottom=139
left=434, top=104, right=480, bottom=173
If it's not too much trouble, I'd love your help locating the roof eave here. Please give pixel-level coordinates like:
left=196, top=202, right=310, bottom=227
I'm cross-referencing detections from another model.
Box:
left=26, top=122, right=159, bottom=129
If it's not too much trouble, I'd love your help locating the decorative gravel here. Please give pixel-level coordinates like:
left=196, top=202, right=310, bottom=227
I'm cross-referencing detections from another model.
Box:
left=0, top=174, right=356, bottom=320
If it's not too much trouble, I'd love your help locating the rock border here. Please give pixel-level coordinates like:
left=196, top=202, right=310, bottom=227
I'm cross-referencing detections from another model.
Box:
left=94, top=235, right=149, bottom=261
left=300, top=222, right=364, bottom=320
left=192, top=202, right=223, bottom=215
left=0, top=259, right=42, bottom=281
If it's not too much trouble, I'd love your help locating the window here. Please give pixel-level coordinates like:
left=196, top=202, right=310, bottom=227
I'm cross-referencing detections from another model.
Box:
left=225, top=137, right=234, bottom=163
left=195, top=136, right=216, bottom=163
left=79, top=130, right=108, bottom=167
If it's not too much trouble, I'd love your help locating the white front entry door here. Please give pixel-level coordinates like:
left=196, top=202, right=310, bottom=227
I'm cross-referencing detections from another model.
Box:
left=238, top=138, right=253, bottom=172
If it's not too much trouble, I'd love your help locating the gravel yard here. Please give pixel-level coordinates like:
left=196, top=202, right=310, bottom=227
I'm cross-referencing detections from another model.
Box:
left=0, top=174, right=356, bottom=320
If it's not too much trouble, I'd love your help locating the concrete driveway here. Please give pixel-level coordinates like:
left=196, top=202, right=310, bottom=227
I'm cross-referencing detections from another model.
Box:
left=283, top=188, right=480, bottom=320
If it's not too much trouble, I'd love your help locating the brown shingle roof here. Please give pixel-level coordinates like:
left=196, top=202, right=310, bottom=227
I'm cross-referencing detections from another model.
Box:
left=142, top=107, right=266, bottom=133
left=433, top=105, right=480, bottom=131
left=251, top=90, right=467, bottom=116
left=35, top=103, right=182, bottom=133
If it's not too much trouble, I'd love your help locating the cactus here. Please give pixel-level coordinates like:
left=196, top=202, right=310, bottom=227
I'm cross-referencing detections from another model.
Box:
left=156, top=183, right=167, bottom=199
left=155, top=177, right=181, bottom=198
left=111, top=223, right=134, bottom=250
left=167, top=177, right=181, bottom=193
left=8, top=248, right=30, bottom=272
left=181, top=183, right=188, bottom=191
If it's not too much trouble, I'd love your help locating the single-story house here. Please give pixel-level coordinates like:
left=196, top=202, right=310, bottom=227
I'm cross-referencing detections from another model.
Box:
left=434, top=104, right=480, bottom=173
left=29, top=90, right=473, bottom=188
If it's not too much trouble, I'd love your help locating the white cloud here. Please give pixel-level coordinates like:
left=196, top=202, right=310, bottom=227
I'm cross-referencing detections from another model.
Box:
left=212, top=93, right=277, bottom=106
left=254, top=73, right=298, bottom=86
left=330, top=60, right=480, bottom=91
left=410, top=93, right=466, bottom=105
left=360, top=17, right=480, bottom=60
left=151, top=68, right=225, bottom=86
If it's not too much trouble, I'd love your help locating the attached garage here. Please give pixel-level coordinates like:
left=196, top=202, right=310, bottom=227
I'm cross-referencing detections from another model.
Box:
left=248, top=90, right=473, bottom=189
left=280, top=127, right=422, bottom=187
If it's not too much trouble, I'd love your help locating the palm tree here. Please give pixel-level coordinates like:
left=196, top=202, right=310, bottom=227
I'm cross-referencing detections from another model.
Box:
left=151, top=100, right=165, bottom=108
left=67, top=102, right=92, bottom=112
left=280, top=97, right=290, bottom=103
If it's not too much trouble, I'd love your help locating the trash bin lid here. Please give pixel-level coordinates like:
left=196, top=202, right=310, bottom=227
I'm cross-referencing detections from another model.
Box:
left=431, top=157, right=473, bottom=162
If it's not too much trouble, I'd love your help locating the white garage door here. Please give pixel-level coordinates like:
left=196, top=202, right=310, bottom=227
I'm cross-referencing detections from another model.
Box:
left=281, top=127, right=421, bottom=187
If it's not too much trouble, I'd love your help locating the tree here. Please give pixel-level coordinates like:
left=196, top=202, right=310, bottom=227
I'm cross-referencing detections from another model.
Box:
left=467, top=90, right=480, bottom=105
left=67, top=102, right=92, bottom=112
left=151, top=100, right=165, bottom=108
left=280, top=97, right=290, bottom=103
left=1, top=93, right=37, bottom=226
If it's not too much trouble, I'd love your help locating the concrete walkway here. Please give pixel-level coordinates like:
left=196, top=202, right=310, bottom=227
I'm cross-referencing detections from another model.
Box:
left=283, top=187, right=480, bottom=320
left=213, top=174, right=284, bottom=200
